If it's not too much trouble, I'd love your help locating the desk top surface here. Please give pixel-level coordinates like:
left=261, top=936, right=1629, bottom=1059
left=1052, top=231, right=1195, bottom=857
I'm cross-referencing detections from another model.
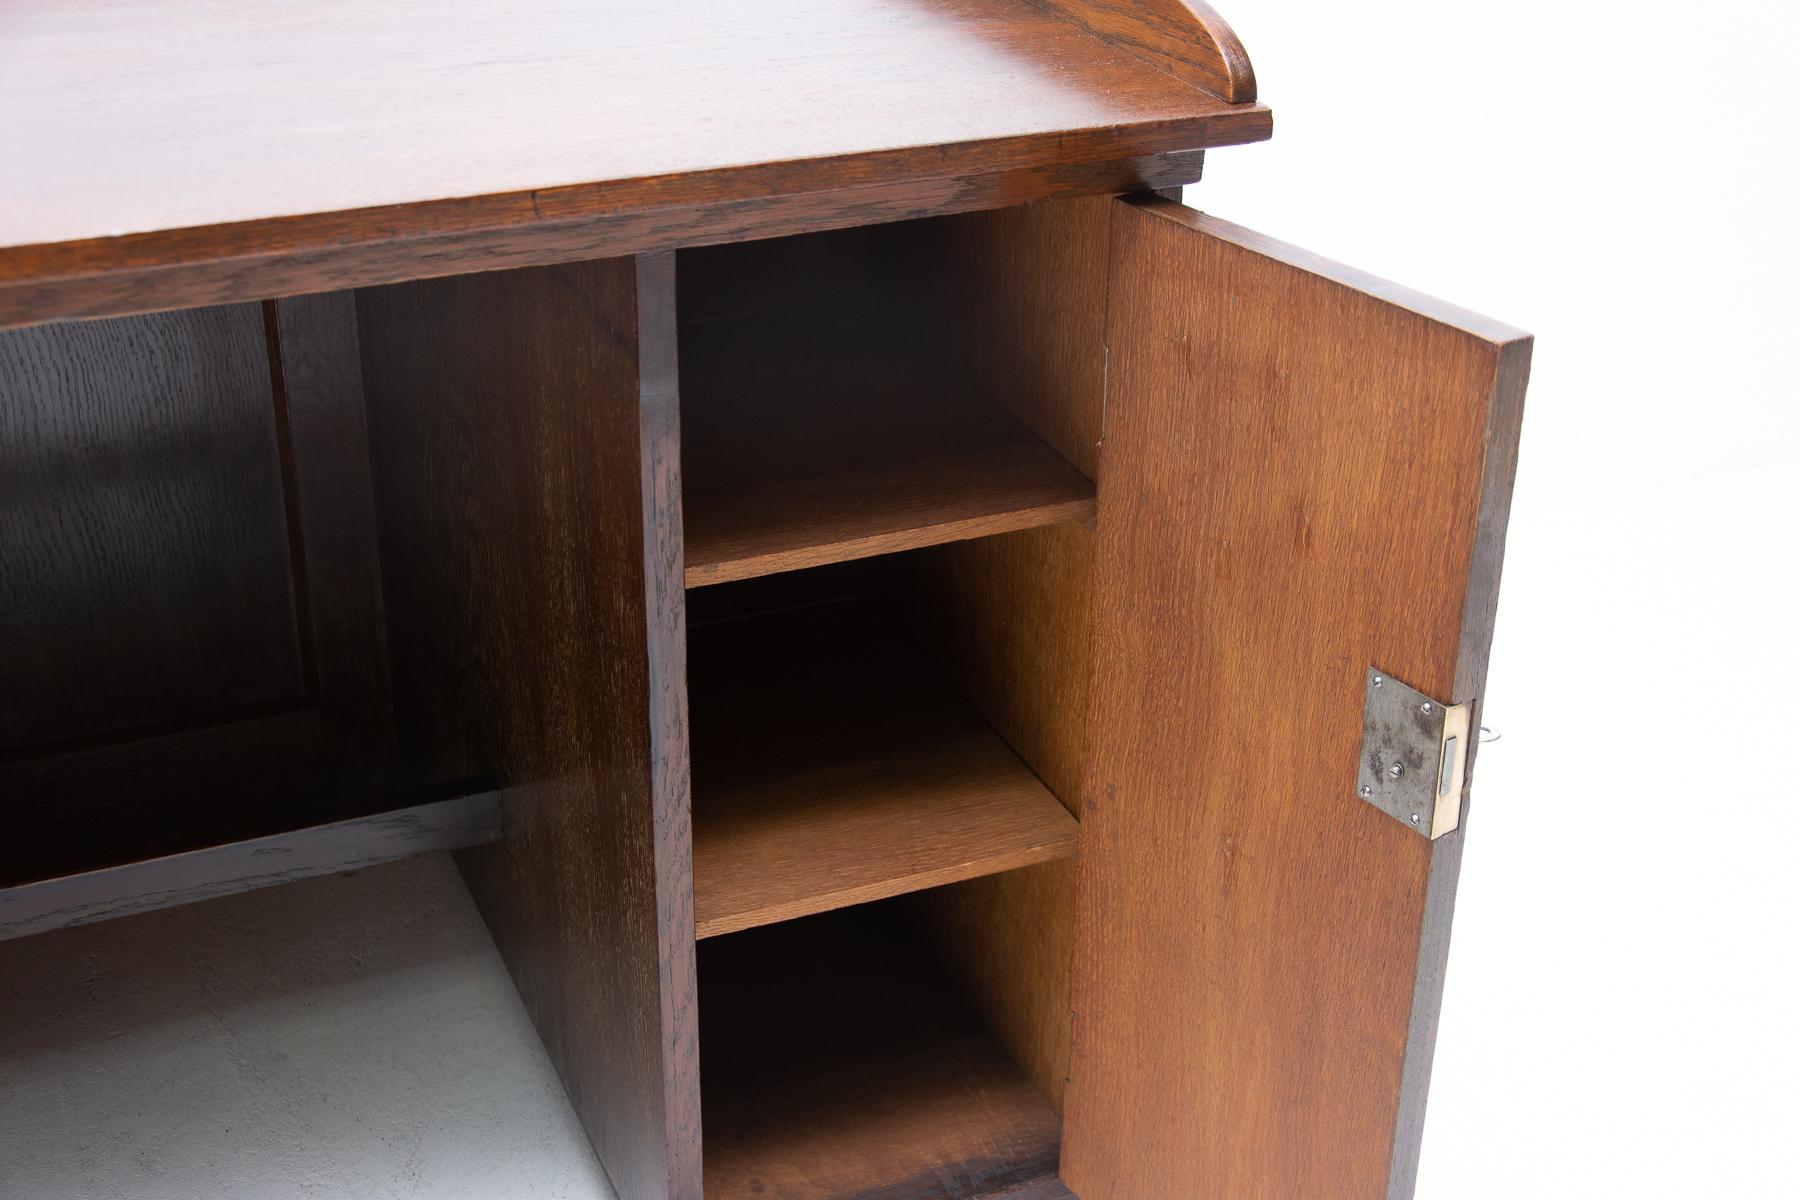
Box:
left=1, top=0, right=1269, bottom=322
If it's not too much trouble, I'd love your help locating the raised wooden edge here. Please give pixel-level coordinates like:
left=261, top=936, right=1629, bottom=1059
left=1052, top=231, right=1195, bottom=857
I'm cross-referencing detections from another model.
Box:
left=0, top=782, right=500, bottom=942
left=1028, top=1, right=1258, bottom=102
left=0, top=141, right=1252, bottom=330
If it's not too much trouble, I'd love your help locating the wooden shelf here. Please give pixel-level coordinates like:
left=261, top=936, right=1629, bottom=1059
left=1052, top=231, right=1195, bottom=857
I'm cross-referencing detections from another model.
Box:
left=681, top=312, right=1096, bottom=588
left=700, top=907, right=1063, bottom=1199
left=689, top=606, right=1078, bottom=940
left=0, top=708, right=501, bottom=939
left=1, top=787, right=499, bottom=943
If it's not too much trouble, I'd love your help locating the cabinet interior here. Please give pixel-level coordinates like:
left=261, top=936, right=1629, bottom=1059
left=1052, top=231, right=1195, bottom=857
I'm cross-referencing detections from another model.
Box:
left=0, top=296, right=494, bottom=920
left=2, top=199, right=1112, bottom=1196
left=678, top=215, right=1102, bottom=1193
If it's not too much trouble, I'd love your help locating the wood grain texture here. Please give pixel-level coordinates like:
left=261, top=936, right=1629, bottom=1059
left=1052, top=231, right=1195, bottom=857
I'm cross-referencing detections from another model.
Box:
left=359, top=253, right=699, bottom=1200
left=879, top=199, right=1111, bottom=1122
left=889, top=525, right=1095, bottom=1119
left=1, top=149, right=1220, bottom=332
left=0, top=0, right=1270, bottom=327
left=0, top=783, right=499, bottom=942
left=1029, top=0, right=1257, bottom=101
left=688, top=606, right=1076, bottom=940
left=898, top=196, right=1113, bottom=480
left=899, top=858, right=1078, bottom=1116
left=700, top=907, right=1062, bottom=1200
left=681, top=309, right=1095, bottom=587
left=268, top=292, right=393, bottom=733
left=0, top=304, right=303, bottom=753
left=908, top=525, right=1096, bottom=811
left=1062, top=196, right=1530, bottom=1200
left=0, top=708, right=480, bottom=886
left=1385, top=340, right=1531, bottom=1200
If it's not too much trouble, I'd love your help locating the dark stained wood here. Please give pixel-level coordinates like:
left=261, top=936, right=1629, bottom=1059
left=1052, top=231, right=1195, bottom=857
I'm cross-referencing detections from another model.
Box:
left=879, top=198, right=1112, bottom=1120
left=1062, top=196, right=1530, bottom=1200
left=358, top=253, right=700, bottom=1200
left=0, top=782, right=499, bottom=943
left=889, top=193, right=1112, bottom=797
left=681, top=309, right=1096, bottom=588
left=898, top=859, right=1078, bottom=1116
left=889, top=525, right=1097, bottom=1119
left=268, top=293, right=394, bottom=733
left=683, top=557, right=896, bottom=632
left=0, top=149, right=1222, bottom=332
left=0, top=285, right=423, bottom=947
left=0, top=305, right=304, bottom=754
left=0, top=0, right=1271, bottom=328
left=0, top=708, right=477, bottom=886
left=677, top=226, right=893, bottom=328
left=700, top=906, right=1062, bottom=1200
left=898, top=196, right=1114, bottom=480
left=898, top=522, right=1096, bottom=809
left=1031, top=0, right=1258, bottom=101
left=688, top=606, right=1077, bottom=940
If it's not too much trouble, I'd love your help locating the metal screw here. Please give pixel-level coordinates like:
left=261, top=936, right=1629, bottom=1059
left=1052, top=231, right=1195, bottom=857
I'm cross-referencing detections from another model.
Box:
left=1410, top=813, right=1422, bottom=825
left=1420, top=702, right=1433, bottom=715
left=1372, top=675, right=1385, bottom=688
left=1357, top=784, right=1373, bottom=799
left=1389, top=763, right=1404, bottom=778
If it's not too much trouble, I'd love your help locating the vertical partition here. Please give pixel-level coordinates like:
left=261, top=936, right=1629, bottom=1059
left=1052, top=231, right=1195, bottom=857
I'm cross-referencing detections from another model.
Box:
left=358, top=254, right=699, bottom=1200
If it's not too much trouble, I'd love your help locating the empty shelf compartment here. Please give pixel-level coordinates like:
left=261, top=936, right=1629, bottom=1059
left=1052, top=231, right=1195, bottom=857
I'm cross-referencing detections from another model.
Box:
left=689, top=603, right=1077, bottom=940
left=700, top=904, right=1062, bottom=1198
left=679, top=304, right=1096, bottom=588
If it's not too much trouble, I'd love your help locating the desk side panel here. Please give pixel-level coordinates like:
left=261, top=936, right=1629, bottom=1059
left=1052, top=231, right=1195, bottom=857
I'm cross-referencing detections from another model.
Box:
left=358, top=254, right=698, bottom=1200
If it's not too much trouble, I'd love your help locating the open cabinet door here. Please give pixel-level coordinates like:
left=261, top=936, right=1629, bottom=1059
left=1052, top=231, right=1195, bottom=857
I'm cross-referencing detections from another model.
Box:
left=1064, top=196, right=1531, bottom=1200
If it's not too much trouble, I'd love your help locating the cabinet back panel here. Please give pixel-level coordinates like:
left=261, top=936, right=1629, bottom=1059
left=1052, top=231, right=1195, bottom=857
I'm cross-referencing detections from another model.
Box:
left=0, top=304, right=303, bottom=754
left=676, top=224, right=891, bottom=329
left=891, top=195, right=1112, bottom=480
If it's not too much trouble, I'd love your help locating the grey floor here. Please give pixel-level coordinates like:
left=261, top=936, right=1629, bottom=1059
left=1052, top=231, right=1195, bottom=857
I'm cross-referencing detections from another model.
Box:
left=0, top=855, right=612, bottom=1200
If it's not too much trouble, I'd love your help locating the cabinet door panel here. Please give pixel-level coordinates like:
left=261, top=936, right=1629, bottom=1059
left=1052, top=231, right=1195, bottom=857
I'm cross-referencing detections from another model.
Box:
left=1064, top=196, right=1530, bottom=1200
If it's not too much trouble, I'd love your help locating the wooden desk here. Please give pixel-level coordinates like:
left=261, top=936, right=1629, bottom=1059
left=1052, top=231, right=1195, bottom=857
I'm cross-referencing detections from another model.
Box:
left=0, top=4, right=1530, bottom=1199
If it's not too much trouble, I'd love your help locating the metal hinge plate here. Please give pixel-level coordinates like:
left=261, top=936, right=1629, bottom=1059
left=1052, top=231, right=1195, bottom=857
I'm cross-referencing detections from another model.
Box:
left=1355, top=668, right=1473, bottom=840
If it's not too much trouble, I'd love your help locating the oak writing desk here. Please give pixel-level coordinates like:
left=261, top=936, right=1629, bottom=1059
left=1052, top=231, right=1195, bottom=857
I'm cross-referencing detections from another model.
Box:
left=0, top=3, right=1530, bottom=1198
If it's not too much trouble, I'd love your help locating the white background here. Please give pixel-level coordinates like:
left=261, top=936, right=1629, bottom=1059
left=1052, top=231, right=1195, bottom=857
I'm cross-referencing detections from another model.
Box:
left=1188, top=1, right=1799, bottom=1195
